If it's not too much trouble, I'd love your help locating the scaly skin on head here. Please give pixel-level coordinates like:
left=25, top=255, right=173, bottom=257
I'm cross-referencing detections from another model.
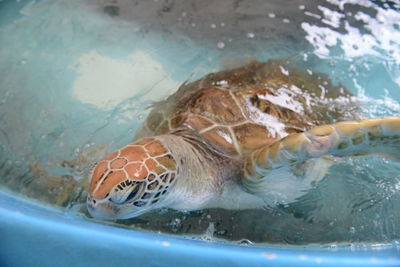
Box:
left=87, top=137, right=178, bottom=219
left=87, top=133, right=224, bottom=219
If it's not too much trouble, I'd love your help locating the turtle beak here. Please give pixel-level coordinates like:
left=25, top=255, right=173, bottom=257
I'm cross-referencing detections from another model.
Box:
left=87, top=195, right=121, bottom=220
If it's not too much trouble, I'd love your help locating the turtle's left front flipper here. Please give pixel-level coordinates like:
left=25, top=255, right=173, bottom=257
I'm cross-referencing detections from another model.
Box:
left=243, top=117, right=400, bottom=194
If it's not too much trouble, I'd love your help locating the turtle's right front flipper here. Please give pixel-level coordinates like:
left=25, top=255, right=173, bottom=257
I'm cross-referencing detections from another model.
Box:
left=243, top=117, right=400, bottom=194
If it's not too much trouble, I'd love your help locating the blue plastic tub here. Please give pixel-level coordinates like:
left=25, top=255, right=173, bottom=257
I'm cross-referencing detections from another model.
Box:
left=1, top=190, right=399, bottom=267
left=1, top=0, right=400, bottom=266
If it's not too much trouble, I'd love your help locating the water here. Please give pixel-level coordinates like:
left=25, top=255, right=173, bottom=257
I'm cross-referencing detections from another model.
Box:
left=0, top=0, right=399, bottom=246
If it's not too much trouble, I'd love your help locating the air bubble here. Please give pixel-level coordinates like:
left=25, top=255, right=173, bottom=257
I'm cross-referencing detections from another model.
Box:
left=211, top=23, right=216, bottom=29
left=0, top=91, right=11, bottom=104
left=238, top=239, right=253, bottom=245
left=268, top=13, right=275, bottom=18
left=217, top=42, right=225, bottom=49
left=395, top=182, right=400, bottom=191
left=201, top=222, right=215, bottom=241
left=217, top=230, right=227, bottom=236
left=168, top=218, right=182, bottom=232
left=247, top=32, right=255, bottom=38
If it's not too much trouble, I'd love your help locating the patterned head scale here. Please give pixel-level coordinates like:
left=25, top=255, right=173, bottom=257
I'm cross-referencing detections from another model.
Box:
left=87, top=138, right=177, bottom=219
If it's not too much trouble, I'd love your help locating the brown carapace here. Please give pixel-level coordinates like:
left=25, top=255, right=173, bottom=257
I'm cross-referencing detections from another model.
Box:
left=136, top=60, right=353, bottom=157
left=87, top=60, right=400, bottom=220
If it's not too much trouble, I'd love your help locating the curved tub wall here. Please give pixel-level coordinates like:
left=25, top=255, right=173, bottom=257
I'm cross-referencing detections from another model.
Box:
left=1, top=0, right=400, bottom=265
left=1, top=190, right=399, bottom=266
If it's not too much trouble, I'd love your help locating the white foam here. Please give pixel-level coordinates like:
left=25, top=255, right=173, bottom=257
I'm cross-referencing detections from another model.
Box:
left=302, top=5, right=400, bottom=64
left=258, top=86, right=305, bottom=114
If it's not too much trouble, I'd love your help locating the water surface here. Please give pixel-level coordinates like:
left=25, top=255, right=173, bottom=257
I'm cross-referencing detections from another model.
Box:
left=0, top=0, right=399, bottom=245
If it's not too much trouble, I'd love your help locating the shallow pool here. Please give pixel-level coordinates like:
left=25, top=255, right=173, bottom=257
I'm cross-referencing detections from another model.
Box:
left=0, top=0, right=399, bottom=265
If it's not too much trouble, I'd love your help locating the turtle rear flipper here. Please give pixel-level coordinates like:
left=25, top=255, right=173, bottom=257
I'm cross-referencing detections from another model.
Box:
left=243, top=117, right=400, bottom=194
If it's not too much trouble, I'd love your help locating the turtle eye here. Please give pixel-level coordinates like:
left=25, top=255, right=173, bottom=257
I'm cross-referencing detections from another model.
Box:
left=110, top=180, right=144, bottom=204
left=125, top=184, right=141, bottom=201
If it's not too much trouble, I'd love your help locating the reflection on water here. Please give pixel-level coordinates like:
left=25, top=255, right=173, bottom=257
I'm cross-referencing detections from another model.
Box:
left=0, top=0, right=399, bottom=245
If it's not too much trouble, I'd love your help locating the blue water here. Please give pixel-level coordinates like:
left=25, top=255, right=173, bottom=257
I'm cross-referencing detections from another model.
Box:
left=0, top=0, right=399, bottom=246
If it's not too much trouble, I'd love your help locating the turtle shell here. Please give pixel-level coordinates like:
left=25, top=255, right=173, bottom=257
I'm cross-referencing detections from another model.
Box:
left=135, top=60, right=354, bottom=157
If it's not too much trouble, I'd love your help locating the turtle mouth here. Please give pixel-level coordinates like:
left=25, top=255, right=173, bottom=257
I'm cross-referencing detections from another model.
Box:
left=86, top=187, right=166, bottom=220
left=87, top=196, right=122, bottom=220
left=87, top=195, right=146, bottom=220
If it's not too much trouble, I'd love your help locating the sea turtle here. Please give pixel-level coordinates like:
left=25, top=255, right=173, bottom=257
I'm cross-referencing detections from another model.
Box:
left=87, top=60, right=400, bottom=220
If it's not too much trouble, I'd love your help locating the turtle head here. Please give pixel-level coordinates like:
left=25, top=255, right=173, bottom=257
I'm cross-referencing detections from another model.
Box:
left=87, top=138, right=177, bottom=220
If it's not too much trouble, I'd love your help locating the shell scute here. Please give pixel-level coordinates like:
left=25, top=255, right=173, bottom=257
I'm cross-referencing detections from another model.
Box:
left=201, top=126, right=239, bottom=156
left=170, top=113, right=187, bottom=129
left=141, top=60, right=354, bottom=156
left=186, top=114, right=214, bottom=132
left=146, top=111, right=165, bottom=133
left=191, top=88, right=246, bottom=124
left=233, top=123, right=275, bottom=153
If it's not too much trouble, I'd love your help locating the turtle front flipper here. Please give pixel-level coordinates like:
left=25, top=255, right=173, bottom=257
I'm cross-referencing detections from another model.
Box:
left=243, top=117, right=400, bottom=194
